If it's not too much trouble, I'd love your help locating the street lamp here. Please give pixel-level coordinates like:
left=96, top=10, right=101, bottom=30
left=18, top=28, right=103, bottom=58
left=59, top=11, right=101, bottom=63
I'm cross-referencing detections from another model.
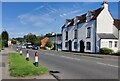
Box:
left=52, top=32, right=57, bottom=51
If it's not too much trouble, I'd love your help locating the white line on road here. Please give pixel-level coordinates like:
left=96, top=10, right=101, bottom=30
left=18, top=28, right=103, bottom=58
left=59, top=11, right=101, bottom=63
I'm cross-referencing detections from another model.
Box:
left=96, top=62, right=118, bottom=68
left=61, top=56, right=80, bottom=61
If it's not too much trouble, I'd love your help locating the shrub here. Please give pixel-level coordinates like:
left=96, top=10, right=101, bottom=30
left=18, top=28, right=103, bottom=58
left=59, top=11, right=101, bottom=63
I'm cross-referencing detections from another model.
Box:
left=100, top=48, right=114, bottom=54
left=45, top=41, right=54, bottom=50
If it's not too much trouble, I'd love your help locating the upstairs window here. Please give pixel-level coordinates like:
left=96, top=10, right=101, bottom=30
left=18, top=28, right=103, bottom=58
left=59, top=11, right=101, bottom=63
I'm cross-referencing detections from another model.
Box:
left=87, top=27, right=91, bottom=38
left=109, top=41, right=112, bottom=48
left=86, top=42, right=91, bottom=50
left=74, top=29, right=77, bottom=39
left=65, top=31, right=68, bottom=40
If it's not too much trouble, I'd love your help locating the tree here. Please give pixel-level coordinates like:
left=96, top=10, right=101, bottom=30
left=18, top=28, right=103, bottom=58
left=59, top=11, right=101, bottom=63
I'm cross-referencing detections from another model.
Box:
left=1, top=31, right=9, bottom=47
left=24, top=33, right=37, bottom=44
left=1, top=31, right=9, bottom=41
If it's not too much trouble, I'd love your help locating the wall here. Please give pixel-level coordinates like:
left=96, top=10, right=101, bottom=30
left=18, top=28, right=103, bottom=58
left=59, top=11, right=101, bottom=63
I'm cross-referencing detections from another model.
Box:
left=100, top=39, right=118, bottom=52
left=97, top=7, right=114, bottom=34
left=118, top=30, right=120, bottom=51
left=76, top=20, right=96, bottom=52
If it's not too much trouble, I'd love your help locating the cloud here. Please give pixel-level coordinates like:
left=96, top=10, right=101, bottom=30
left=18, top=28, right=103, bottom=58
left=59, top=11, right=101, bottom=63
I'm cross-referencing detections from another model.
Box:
left=18, top=4, right=82, bottom=28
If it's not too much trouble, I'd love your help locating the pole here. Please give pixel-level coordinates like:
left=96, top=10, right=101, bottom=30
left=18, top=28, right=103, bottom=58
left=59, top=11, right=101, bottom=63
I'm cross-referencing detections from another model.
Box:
left=20, top=48, right=22, bottom=55
left=34, top=52, right=39, bottom=67
left=26, top=50, right=29, bottom=61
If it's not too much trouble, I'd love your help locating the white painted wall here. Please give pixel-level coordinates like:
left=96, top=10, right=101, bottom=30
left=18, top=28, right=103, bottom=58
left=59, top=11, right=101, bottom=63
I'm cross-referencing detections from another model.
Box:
left=118, top=30, right=120, bottom=52
left=113, top=25, right=119, bottom=38
left=100, top=39, right=118, bottom=52
left=77, top=20, right=96, bottom=52
left=97, top=7, right=114, bottom=33
left=62, top=27, right=68, bottom=51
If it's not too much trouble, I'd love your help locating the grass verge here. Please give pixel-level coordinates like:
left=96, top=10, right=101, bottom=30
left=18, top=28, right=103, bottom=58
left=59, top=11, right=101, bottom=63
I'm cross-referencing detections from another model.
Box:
left=8, top=52, right=48, bottom=77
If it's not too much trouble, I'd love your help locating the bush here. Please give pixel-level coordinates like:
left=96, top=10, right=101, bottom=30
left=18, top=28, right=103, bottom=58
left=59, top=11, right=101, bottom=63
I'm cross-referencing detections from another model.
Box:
left=45, top=41, right=54, bottom=50
left=100, top=48, right=114, bottom=54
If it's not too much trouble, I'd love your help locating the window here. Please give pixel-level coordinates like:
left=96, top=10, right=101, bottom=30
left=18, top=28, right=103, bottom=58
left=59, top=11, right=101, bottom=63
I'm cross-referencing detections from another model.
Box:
left=109, top=41, right=112, bottom=48
left=65, top=42, right=68, bottom=48
left=115, top=41, right=118, bottom=47
left=86, top=42, right=91, bottom=50
left=66, top=31, right=68, bottom=40
left=87, top=27, right=91, bottom=38
left=74, top=42, right=78, bottom=49
left=74, top=29, right=77, bottom=39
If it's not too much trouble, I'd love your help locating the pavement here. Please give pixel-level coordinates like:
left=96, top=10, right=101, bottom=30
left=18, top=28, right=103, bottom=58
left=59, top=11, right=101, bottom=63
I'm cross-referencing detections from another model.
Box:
left=1, top=47, right=55, bottom=80
left=11, top=45, right=119, bottom=79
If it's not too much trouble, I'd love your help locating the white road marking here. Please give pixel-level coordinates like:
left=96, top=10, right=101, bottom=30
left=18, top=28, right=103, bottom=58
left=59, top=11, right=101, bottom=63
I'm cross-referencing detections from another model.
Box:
left=61, top=56, right=80, bottom=61
left=45, top=53, right=55, bottom=56
left=96, top=62, right=118, bottom=68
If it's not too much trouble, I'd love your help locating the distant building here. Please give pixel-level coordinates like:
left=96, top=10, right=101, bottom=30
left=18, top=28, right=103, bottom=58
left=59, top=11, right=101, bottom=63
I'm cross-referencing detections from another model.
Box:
left=40, top=37, right=49, bottom=48
left=8, top=39, right=12, bottom=46
left=47, top=34, right=62, bottom=50
left=62, top=1, right=120, bottom=53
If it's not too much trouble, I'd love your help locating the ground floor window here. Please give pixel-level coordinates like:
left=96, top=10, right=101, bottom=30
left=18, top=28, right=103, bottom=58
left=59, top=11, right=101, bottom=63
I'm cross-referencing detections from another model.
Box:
left=74, top=42, right=77, bottom=49
left=65, top=42, right=68, bottom=48
left=109, top=41, right=112, bottom=48
left=86, top=42, right=91, bottom=50
left=114, top=41, right=118, bottom=47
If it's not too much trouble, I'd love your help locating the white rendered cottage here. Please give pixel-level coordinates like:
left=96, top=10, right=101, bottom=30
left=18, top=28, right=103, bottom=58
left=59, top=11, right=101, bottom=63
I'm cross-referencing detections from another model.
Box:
left=62, top=1, right=120, bottom=53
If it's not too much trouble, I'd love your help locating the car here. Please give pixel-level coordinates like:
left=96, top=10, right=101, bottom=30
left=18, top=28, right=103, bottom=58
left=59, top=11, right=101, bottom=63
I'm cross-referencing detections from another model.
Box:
left=32, top=45, right=38, bottom=50
left=26, top=43, right=33, bottom=49
left=21, top=44, right=26, bottom=49
left=22, top=45, right=26, bottom=49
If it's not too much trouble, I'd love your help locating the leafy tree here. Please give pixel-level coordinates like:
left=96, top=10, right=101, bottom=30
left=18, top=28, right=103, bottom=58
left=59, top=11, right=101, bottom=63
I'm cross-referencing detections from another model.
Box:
left=24, top=33, right=37, bottom=44
left=1, top=31, right=9, bottom=41
left=34, top=40, right=41, bottom=46
left=1, top=31, right=9, bottom=47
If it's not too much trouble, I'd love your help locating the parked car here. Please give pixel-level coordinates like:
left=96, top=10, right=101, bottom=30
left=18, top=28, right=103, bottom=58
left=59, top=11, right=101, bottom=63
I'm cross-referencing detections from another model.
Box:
left=22, top=44, right=26, bottom=49
left=32, top=45, right=38, bottom=50
left=26, top=43, right=33, bottom=49
left=27, top=44, right=33, bottom=49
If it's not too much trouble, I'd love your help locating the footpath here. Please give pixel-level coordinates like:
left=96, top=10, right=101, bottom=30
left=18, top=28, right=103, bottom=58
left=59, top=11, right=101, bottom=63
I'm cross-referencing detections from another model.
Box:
left=1, top=47, right=55, bottom=80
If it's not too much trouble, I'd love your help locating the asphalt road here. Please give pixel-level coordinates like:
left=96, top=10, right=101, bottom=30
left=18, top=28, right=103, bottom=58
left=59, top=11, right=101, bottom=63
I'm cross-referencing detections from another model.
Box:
left=12, top=46, right=118, bottom=79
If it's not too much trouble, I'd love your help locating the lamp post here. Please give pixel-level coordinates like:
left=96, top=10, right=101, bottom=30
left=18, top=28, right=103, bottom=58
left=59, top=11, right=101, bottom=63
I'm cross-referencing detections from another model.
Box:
left=52, top=32, right=57, bottom=51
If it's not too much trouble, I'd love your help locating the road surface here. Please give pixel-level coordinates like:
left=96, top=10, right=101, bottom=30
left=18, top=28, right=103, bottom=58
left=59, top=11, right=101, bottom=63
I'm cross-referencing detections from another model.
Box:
left=12, top=46, right=118, bottom=79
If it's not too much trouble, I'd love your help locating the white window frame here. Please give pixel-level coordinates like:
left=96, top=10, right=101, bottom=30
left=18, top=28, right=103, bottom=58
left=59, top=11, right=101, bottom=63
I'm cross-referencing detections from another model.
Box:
left=109, top=41, right=112, bottom=48
left=86, top=27, right=91, bottom=38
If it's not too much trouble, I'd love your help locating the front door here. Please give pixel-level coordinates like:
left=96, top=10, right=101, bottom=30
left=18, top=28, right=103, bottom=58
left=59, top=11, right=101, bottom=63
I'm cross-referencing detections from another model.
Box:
left=80, top=40, right=85, bottom=53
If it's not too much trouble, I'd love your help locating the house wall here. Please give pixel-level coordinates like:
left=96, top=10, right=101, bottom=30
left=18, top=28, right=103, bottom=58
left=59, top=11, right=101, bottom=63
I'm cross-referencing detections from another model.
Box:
left=100, top=39, right=118, bottom=52
left=62, top=26, right=74, bottom=51
left=97, top=7, right=114, bottom=34
left=118, top=30, right=120, bottom=52
left=113, top=25, right=119, bottom=38
left=76, top=20, right=96, bottom=52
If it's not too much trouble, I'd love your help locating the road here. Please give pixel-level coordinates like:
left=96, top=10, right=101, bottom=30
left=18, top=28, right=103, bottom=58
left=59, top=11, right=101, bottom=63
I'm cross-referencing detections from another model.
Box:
left=12, top=46, right=118, bottom=79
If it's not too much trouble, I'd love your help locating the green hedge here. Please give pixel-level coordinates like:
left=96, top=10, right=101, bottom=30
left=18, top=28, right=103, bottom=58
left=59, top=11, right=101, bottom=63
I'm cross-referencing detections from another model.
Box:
left=100, top=48, right=114, bottom=54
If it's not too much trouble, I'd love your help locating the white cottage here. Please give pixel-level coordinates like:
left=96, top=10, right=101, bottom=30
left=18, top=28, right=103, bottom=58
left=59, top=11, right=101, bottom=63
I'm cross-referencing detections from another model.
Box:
left=62, top=1, right=120, bottom=53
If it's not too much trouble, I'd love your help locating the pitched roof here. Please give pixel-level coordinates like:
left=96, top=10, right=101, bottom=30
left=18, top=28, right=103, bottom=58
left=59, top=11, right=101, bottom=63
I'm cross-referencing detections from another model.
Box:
left=91, top=7, right=104, bottom=20
left=76, top=7, right=104, bottom=24
left=98, top=33, right=118, bottom=39
left=114, top=19, right=120, bottom=30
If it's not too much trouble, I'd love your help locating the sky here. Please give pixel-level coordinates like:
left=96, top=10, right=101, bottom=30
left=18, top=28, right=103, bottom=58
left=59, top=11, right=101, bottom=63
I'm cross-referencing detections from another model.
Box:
left=2, top=2, right=119, bottom=38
